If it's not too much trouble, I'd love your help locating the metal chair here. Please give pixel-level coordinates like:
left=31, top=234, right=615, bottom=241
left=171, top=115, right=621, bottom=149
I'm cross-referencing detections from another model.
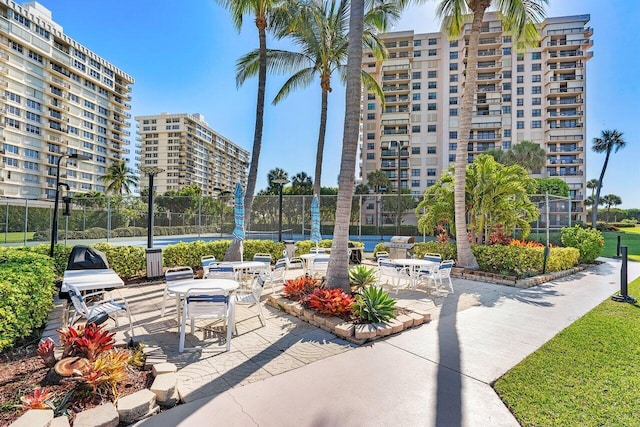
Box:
left=377, top=260, right=411, bottom=295
left=433, top=260, right=455, bottom=294
left=234, top=272, right=267, bottom=334
left=201, top=255, right=218, bottom=270
left=268, top=258, right=287, bottom=294
left=282, top=250, right=304, bottom=270
left=310, top=255, right=330, bottom=278
left=66, top=284, right=133, bottom=336
left=423, top=253, right=442, bottom=263
left=162, top=266, right=194, bottom=317
left=375, top=251, right=390, bottom=261
left=179, top=287, right=231, bottom=353
left=204, top=264, right=236, bottom=280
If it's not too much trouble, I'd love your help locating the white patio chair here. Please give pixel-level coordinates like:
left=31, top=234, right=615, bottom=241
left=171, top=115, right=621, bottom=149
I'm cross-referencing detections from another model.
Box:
left=234, top=272, right=268, bottom=334
left=162, top=266, right=194, bottom=317
left=310, top=247, right=327, bottom=254
left=201, top=255, right=218, bottom=270
left=310, top=255, right=330, bottom=278
left=268, top=258, right=287, bottom=294
left=432, top=260, right=455, bottom=294
left=179, top=287, right=231, bottom=353
left=423, top=253, right=442, bottom=263
left=376, top=251, right=390, bottom=261
left=377, top=260, right=411, bottom=295
left=282, top=250, right=304, bottom=270
left=204, top=264, right=236, bottom=280
left=66, top=284, right=133, bottom=337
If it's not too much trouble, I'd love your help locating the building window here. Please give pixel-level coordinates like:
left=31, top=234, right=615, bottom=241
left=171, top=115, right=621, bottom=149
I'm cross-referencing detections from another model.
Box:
left=414, top=93, right=422, bottom=101
left=427, top=125, right=436, bottom=132
left=449, top=40, right=458, bottom=48
left=516, top=76, right=524, bottom=84
left=428, top=81, right=437, bottom=89
left=428, top=38, right=437, bottom=45
left=427, top=49, right=436, bottom=56
left=449, top=63, right=458, bottom=71
left=532, top=63, right=541, bottom=71
left=367, top=103, right=375, bottom=110
left=367, top=113, right=375, bottom=119
left=449, top=143, right=457, bottom=151
left=427, top=103, right=436, bottom=110
left=532, top=75, right=541, bottom=83
left=532, top=86, right=541, bottom=94
left=502, top=83, right=511, bottom=91
left=411, top=147, right=420, bottom=154
left=415, top=50, right=423, bottom=57
left=411, top=168, right=420, bottom=176
left=450, top=74, right=458, bottom=82
left=532, top=52, right=541, bottom=60
left=366, top=153, right=375, bottom=160
left=502, top=106, right=511, bottom=114
left=414, top=39, right=422, bottom=46
left=517, top=64, right=524, bottom=73
left=411, top=180, right=421, bottom=187
left=531, top=120, right=542, bottom=128
left=503, top=47, right=511, bottom=55
left=449, top=131, right=458, bottom=139
left=502, top=94, right=511, bottom=102
left=517, top=110, right=524, bottom=118
left=517, top=98, right=524, bottom=106
left=367, top=133, right=375, bottom=140
left=412, top=71, right=421, bottom=79
left=516, top=121, right=524, bottom=129
left=532, top=97, right=541, bottom=105
left=504, top=129, right=511, bottom=137
left=449, top=97, right=458, bottom=105
left=427, top=70, right=437, bottom=79
left=448, top=154, right=456, bottom=162
left=450, top=108, right=458, bottom=116
left=412, top=82, right=421, bottom=90
left=516, top=87, right=524, bottom=95
left=532, top=109, right=541, bottom=117
left=427, top=92, right=436, bottom=100
left=412, top=104, right=421, bottom=111
left=412, top=125, right=421, bottom=133
left=449, top=51, right=458, bottom=59
left=517, top=53, right=524, bottom=61
left=427, top=168, right=436, bottom=176
left=427, top=147, right=436, bottom=154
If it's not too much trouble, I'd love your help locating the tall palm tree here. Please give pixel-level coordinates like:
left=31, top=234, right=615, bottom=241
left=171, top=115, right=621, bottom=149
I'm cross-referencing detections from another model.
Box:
left=99, top=161, right=138, bottom=195
left=238, top=0, right=392, bottom=197
left=503, top=140, right=546, bottom=174
left=586, top=178, right=599, bottom=198
left=434, top=0, right=548, bottom=268
left=366, top=169, right=391, bottom=193
left=218, top=0, right=286, bottom=227
left=591, top=129, right=626, bottom=227
left=324, top=0, right=365, bottom=291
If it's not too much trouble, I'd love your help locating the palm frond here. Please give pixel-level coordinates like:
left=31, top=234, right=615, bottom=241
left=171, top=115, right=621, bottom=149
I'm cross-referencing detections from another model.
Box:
left=273, top=68, right=316, bottom=104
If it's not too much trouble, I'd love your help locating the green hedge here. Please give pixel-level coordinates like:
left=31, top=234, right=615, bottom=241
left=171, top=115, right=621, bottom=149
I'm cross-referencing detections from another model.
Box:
left=471, top=245, right=580, bottom=278
left=32, top=225, right=221, bottom=241
left=163, top=239, right=286, bottom=270
left=295, top=239, right=363, bottom=255
left=373, top=241, right=456, bottom=260
left=0, top=248, right=56, bottom=352
left=561, top=225, right=604, bottom=263
left=92, top=244, right=146, bottom=280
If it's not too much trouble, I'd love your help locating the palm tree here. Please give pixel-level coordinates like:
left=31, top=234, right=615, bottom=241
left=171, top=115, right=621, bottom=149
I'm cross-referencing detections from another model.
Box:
left=265, top=167, right=289, bottom=194
left=324, top=0, right=365, bottom=291
left=218, top=0, right=286, bottom=228
left=434, top=0, right=548, bottom=268
left=586, top=178, right=599, bottom=198
left=238, top=0, right=392, bottom=197
left=291, top=171, right=313, bottom=194
left=99, top=161, right=138, bottom=195
left=503, top=140, right=546, bottom=174
left=591, top=130, right=626, bottom=227
left=601, top=194, right=622, bottom=223
left=366, top=169, right=391, bottom=193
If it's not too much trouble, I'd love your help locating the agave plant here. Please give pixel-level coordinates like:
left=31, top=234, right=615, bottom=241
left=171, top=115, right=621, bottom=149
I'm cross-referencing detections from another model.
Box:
left=352, top=286, right=397, bottom=324
left=348, top=265, right=378, bottom=292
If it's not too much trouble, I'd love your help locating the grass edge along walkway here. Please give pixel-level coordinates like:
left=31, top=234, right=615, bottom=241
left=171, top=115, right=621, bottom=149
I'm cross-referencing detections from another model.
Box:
left=493, top=276, right=640, bottom=427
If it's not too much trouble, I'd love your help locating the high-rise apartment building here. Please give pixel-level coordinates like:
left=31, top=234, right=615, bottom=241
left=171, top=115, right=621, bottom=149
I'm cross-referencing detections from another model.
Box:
left=360, top=13, right=593, bottom=223
left=135, top=112, right=249, bottom=195
left=0, top=1, right=133, bottom=199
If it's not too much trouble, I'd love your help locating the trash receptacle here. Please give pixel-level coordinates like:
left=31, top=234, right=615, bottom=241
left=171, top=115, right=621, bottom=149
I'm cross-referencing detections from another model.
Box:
left=284, top=240, right=296, bottom=259
left=388, top=236, right=415, bottom=259
left=146, top=247, right=163, bottom=278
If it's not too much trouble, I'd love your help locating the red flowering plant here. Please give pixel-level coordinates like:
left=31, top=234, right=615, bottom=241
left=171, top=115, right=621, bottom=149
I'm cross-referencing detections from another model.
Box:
left=307, top=288, right=355, bottom=318
left=281, top=276, right=321, bottom=302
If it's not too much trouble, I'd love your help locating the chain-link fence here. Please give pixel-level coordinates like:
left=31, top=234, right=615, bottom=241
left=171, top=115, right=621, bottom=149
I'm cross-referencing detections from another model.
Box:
left=0, top=193, right=571, bottom=247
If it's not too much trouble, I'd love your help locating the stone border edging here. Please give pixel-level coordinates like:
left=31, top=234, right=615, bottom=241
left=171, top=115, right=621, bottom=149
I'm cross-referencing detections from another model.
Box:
left=451, top=264, right=589, bottom=288
left=266, top=294, right=431, bottom=345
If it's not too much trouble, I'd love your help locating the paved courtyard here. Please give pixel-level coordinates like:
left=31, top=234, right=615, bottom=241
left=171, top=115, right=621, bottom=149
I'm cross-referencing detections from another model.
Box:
left=97, top=261, right=506, bottom=403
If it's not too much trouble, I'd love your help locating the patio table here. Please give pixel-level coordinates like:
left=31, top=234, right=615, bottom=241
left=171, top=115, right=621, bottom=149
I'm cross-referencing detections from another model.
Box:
left=61, top=269, right=124, bottom=292
left=392, top=258, right=439, bottom=290
left=299, top=253, right=319, bottom=275
left=167, top=278, right=240, bottom=329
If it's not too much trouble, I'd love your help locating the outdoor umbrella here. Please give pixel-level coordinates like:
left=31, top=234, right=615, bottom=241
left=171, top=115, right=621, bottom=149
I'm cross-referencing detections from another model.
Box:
left=311, top=194, right=321, bottom=251
left=232, top=182, right=245, bottom=261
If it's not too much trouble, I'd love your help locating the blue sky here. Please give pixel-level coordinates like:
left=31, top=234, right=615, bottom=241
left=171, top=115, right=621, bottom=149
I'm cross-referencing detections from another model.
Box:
left=36, top=0, right=639, bottom=208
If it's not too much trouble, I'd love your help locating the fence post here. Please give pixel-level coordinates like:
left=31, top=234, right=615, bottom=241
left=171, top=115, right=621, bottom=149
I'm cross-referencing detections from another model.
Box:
left=23, top=199, right=28, bottom=246
left=64, top=215, right=68, bottom=245
left=4, top=201, right=8, bottom=244
left=106, top=197, right=111, bottom=243
left=567, top=194, right=572, bottom=227
left=198, top=195, right=202, bottom=238
left=612, top=246, right=636, bottom=303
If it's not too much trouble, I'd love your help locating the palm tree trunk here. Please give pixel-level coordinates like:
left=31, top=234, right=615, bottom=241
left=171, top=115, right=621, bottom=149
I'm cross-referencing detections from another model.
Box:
left=325, top=0, right=364, bottom=292
left=592, top=149, right=611, bottom=228
left=314, top=87, right=329, bottom=196
left=454, top=6, right=487, bottom=269
left=243, top=21, right=268, bottom=228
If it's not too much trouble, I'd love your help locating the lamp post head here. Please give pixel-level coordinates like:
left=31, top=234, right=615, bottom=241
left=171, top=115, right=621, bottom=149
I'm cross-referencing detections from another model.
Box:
left=139, top=166, right=165, bottom=176
left=272, top=178, right=289, bottom=185
left=70, top=153, right=91, bottom=161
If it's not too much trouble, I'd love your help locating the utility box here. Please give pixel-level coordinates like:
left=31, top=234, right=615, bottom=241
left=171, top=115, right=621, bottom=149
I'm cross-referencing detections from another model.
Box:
left=146, top=247, right=163, bottom=278
left=283, top=240, right=296, bottom=259
left=388, top=236, right=415, bottom=259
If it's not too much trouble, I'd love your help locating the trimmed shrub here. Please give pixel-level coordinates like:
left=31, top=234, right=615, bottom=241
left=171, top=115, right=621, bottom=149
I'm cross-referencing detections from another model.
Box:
left=374, top=241, right=457, bottom=261
left=295, top=239, right=363, bottom=255
left=471, top=245, right=580, bottom=278
left=92, top=244, right=146, bottom=279
left=0, top=248, right=56, bottom=352
left=163, top=239, right=285, bottom=269
left=561, top=225, right=604, bottom=263
left=29, top=243, right=73, bottom=277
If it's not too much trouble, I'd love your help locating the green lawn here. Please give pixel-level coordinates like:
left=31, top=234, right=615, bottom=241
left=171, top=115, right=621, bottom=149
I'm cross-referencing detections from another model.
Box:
left=494, top=277, right=640, bottom=426
left=0, top=232, right=35, bottom=244
left=602, top=229, right=640, bottom=262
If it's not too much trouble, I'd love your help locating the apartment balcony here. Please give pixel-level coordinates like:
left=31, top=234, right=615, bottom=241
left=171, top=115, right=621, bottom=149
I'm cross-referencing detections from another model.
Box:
left=476, top=85, right=500, bottom=93
left=472, top=110, right=501, bottom=116
left=547, top=26, right=592, bottom=36
left=382, top=74, right=410, bottom=82
left=548, top=87, right=584, bottom=95
left=48, top=75, right=70, bottom=89
left=382, top=84, right=410, bottom=92
left=548, top=145, right=584, bottom=153
left=548, top=50, right=590, bottom=61
left=547, top=170, right=584, bottom=177
left=0, top=79, right=6, bottom=88
left=548, top=122, right=583, bottom=129
left=548, top=110, right=583, bottom=118
left=548, top=98, right=583, bottom=106
left=548, top=134, right=583, bottom=142
left=470, top=121, right=501, bottom=129
left=475, top=97, right=501, bottom=105
left=478, top=37, right=501, bottom=46
left=384, top=95, right=410, bottom=104
left=465, top=25, right=502, bottom=35
left=0, top=51, right=8, bottom=62
left=477, top=73, right=500, bottom=81
left=48, top=122, right=68, bottom=134
left=547, top=157, right=583, bottom=165
left=476, top=61, right=501, bottom=70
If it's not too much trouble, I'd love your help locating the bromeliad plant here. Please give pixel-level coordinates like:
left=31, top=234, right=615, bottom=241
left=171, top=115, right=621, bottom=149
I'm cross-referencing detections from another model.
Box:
left=307, top=289, right=355, bottom=317
left=58, top=323, right=115, bottom=361
left=281, top=276, right=322, bottom=302
left=352, top=286, right=397, bottom=324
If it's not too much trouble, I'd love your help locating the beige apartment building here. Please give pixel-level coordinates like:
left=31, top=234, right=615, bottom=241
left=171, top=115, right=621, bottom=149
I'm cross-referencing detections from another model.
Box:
left=0, top=1, right=133, bottom=199
left=360, top=13, right=593, bottom=224
left=135, top=113, right=249, bottom=195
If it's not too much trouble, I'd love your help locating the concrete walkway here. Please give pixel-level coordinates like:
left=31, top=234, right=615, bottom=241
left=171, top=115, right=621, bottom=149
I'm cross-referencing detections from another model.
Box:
left=134, top=258, right=640, bottom=427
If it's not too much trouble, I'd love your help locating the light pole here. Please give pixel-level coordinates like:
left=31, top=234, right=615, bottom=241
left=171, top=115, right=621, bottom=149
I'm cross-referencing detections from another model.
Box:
left=272, top=178, right=289, bottom=242
left=395, top=141, right=406, bottom=236
left=50, top=152, right=90, bottom=257
left=140, top=166, right=165, bottom=249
